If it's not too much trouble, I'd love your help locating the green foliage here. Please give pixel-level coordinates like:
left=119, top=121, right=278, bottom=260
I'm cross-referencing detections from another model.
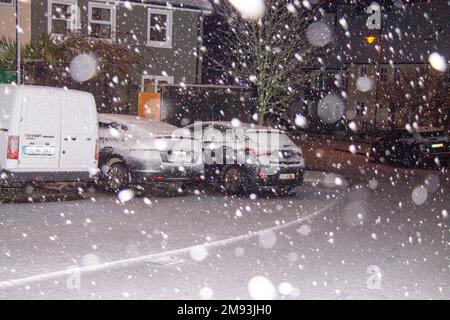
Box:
left=1, top=33, right=142, bottom=112
left=0, top=36, right=39, bottom=70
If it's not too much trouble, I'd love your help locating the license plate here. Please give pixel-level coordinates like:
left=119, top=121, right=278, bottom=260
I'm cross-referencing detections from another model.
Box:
left=280, top=173, right=296, bottom=180
left=170, top=151, right=190, bottom=162
left=432, top=143, right=444, bottom=148
left=23, top=146, right=55, bottom=156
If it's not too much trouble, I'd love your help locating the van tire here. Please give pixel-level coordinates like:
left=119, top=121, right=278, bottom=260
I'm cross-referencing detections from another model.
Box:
left=105, top=162, right=128, bottom=192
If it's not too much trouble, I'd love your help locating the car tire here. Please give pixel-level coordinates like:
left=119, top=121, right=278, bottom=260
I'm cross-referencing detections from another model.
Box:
left=221, top=165, right=246, bottom=195
left=105, top=162, right=128, bottom=192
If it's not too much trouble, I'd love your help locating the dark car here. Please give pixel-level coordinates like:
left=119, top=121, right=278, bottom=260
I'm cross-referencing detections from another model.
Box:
left=370, top=127, right=450, bottom=167
left=185, top=121, right=306, bottom=195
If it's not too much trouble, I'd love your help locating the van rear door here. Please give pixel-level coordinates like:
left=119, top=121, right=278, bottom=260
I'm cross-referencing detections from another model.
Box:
left=18, top=95, right=61, bottom=169
left=59, top=97, right=97, bottom=170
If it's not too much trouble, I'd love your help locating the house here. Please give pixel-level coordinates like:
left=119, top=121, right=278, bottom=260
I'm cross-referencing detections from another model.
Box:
left=342, top=0, right=449, bottom=131
left=316, top=0, right=449, bottom=132
left=22, top=0, right=212, bottom=112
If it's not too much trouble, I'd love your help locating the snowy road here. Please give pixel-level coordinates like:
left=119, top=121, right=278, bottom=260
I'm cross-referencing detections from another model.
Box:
left=0, top=165, right=449, bottom=299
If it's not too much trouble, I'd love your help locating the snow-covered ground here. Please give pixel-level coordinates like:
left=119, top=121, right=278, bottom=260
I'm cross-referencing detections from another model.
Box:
left=0, top=142, right=448, bottom=299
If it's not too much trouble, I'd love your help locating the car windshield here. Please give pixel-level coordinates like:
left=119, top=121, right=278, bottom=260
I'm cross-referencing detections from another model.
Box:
left=418, top=131, right=447, bottom=138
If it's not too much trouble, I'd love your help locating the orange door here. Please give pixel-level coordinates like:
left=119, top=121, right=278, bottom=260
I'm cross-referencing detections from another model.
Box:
left=138, top=92, right=161, bottom=120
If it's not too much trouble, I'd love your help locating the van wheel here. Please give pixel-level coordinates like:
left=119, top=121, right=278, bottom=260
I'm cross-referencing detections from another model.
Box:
left=105, top=163, right=128, bottom=192
left=221, top=166, right=245, bottom=195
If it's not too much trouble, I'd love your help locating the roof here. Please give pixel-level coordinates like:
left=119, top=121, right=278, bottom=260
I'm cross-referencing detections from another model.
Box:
left=127, top=0, right=212, bottom=12
left=159, top=83, right=253, bottom=90
left=0, top=84, right=92, bottom=98
left=191, top=121, right=282, bottom=132
left=98, top=114, right=190, bottom=137
left=415, top=126, right=445, bottom=133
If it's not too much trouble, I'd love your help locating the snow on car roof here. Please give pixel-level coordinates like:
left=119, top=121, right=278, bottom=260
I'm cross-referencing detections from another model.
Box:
left=192, top=121, right=284, bottom=132
left=98, top=114, right=188, bottom=137
left=415, top=127, right=445, bottom=133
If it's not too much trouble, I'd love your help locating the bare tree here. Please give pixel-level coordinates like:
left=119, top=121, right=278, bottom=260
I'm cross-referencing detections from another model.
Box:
left=208, top=0, right=324, bottom=125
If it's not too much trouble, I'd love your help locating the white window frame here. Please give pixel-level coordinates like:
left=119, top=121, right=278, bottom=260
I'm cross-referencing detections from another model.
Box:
left=356, top=101, right=366, bottom=116
left=380, top=66, right=388, bottom=82
left=359, top=65, right=367, bottom=77
left=393, top=67, right=401, bottom=82
left=147, top=8, right=173, bottom=48
left=48, top=0, right=78, bottom=37
left=88, top=2, right=116, bottom=41
left=141, top=75, right=174, bottom=92
left=0, top=0, right=14, bottom=7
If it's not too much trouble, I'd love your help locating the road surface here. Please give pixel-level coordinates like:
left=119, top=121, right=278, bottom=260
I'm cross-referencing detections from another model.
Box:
left=0, top=151, right=449, bottom=299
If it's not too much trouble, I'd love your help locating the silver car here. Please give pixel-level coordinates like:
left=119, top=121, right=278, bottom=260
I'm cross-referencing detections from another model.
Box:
left=98, top=114, right=203, bottom=191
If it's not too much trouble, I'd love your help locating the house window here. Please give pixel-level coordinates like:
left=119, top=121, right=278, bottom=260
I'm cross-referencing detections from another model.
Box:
left=141, top=75, right=174, bottom=93
left=147, top=9, right=173, bottom=48
left=340, top=72, right=348, bottom=89
left=356, top=101, right=366, bottom=116
left=315, top=73, right=326, bottom=90
left=393, top=67, right=401, bottom=82
left=48, top=0, right=78, bottom=36
left=380, top=66, right=387, bottom=82
left=88, top=2, right=116, bottom=40
left=0, top=0, right=14, bottom=6
left=359, top=65, right=367, bottom=77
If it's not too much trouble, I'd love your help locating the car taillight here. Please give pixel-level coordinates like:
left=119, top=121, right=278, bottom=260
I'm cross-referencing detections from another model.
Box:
left=245, top=147, right=257, bottom=156
left=7, top=135, right=20, bottom=160
left=95, top=139, right=99, bottom=161
left=258, top=170, right=268, bottom=180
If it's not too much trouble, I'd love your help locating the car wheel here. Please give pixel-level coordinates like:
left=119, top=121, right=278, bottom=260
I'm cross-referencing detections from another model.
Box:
left=105, top=162, right=128, bottom=192
left=221, top=166, right=245, bottom=195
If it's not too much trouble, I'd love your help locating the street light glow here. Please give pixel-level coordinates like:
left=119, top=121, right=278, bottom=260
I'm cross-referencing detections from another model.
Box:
left=365, top=35, right=377, bottom=44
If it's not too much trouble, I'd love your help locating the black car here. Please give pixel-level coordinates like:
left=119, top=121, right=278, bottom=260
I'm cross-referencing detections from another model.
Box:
left=185, top=121, right=306, bottom=195
left=370, top=127, right=450, bottom=167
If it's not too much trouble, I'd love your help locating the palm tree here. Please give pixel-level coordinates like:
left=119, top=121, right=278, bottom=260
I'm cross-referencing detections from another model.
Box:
left=1, top=33, right=142, bottom=113
left=0, top=36, right=39, bottom=71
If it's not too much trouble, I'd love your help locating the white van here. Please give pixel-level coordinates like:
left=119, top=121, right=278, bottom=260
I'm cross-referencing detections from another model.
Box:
left=0, top=85, right=99, bottom=187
